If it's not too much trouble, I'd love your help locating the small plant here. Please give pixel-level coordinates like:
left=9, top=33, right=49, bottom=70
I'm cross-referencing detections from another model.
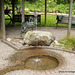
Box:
left=59, top=37, right=75, bottom=49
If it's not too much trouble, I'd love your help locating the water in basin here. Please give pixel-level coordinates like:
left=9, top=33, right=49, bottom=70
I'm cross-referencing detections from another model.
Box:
left=24, top=55, right=59, bottom=70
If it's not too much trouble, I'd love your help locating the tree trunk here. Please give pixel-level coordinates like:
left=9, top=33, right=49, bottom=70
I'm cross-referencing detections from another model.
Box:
left=0, top=0, right=6, bottom=39
left=45, top=0, right=47, bottom=26
left=67, top=0, right=73, bottom=37
left=22, top=0, right=25, bottom=23
left=12, top=0, right=15, bottom=26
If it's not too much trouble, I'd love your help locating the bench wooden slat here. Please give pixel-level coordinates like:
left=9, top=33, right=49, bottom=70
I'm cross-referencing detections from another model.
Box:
left=14, top=15, right=41, bottom=24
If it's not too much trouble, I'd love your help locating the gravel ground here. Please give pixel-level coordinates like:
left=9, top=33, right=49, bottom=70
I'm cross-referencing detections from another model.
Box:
left=0, top=26, right=75, bottom=75
left=0, top=41, right=16, bottom=70
left=5, top=26, right=75, bottom=40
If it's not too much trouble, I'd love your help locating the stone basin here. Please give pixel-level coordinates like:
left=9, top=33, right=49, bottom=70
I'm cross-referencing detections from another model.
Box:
left=0, top=47, right=66, bottom=75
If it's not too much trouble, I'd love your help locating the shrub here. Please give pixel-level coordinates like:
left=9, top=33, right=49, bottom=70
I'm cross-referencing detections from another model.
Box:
left=65, top=10, right=69, bottom=14
left=30, top=9, right=34, bottom=12
left=73, top=10, right=75, bottom=15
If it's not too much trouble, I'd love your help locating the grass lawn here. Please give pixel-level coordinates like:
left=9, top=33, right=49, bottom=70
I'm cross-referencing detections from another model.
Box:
left=5, top=14, right=68, bottom=27
left=41, top=15, right=67, bottom=27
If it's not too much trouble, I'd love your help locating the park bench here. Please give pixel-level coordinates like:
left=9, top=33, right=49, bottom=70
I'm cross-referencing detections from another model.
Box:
left=14, top=15, right=41, bottom=24
left=56, top=15, right=75, bottom=28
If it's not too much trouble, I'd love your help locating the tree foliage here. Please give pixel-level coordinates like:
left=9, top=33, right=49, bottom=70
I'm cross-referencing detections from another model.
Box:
left=4, top=0, right=75, bottom=5
left=4, top=0, right=21, bottom=5
left=4, top=0, right=75, bottom=14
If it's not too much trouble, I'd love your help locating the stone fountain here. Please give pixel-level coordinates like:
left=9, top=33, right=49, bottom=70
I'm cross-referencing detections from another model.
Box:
left=0, top=30, right=67, bottom=75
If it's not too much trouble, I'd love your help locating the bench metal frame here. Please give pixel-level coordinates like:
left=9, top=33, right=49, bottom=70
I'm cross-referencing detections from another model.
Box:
left=56, top=15, right=75, bottom=28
